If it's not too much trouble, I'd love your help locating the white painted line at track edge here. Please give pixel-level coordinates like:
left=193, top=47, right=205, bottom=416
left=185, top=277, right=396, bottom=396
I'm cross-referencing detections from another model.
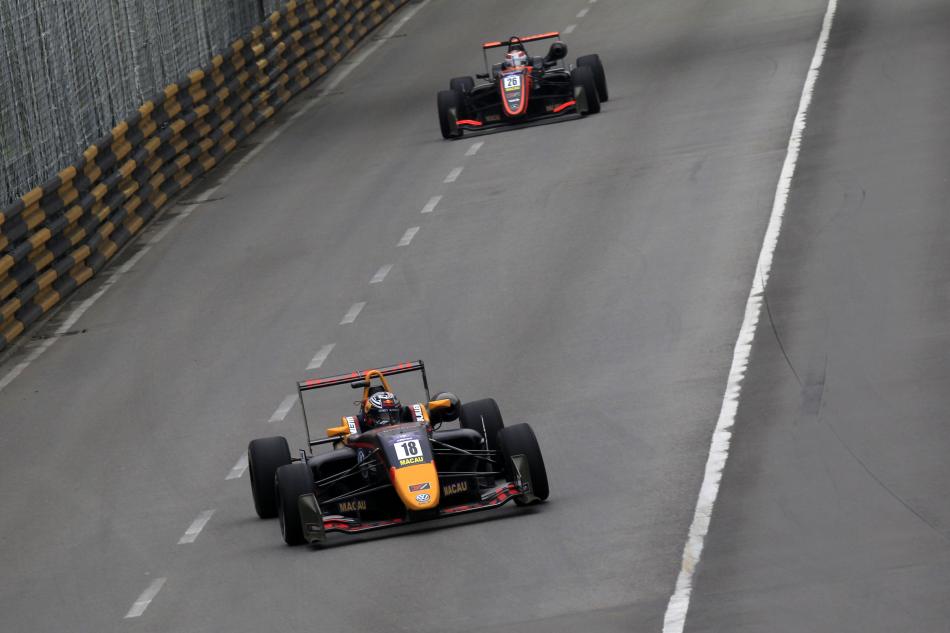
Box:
left=397, top=226, right=420, bottom=246
left=225, top=453, right=248, bottom=480
left=340, top=302, right=366, bottom=325
left=0, top=245, right=152, bottom=394
left=661, top=1, right=838, bottom=632
left=178, top=509, right=215, bottom=544
left=465, top=141, right=484, bottom=156
left=421, top=195, right=442, bottom=214
left=268, top=394, right=298, bottom=422
left=444, top=167, right=463, bottom=183
left=306, top=344, right=336, bottom=371
left=124, top=577, right=166, bottom=618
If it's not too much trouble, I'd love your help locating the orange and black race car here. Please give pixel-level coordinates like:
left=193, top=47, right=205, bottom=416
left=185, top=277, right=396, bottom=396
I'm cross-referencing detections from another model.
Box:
left=247, top=360, right=549, bottom=546
left=437, top=32, right=607, bottom=139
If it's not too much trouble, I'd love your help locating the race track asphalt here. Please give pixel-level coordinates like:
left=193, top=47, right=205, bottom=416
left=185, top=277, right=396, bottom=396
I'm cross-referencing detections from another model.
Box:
left=1, top=1, right=946, bottom=632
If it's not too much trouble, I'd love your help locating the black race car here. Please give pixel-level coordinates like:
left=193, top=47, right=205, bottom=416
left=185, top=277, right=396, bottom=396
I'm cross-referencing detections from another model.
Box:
left=247, top=361, right=549, bottom=546
left=437, top=32, right=607, bottom=138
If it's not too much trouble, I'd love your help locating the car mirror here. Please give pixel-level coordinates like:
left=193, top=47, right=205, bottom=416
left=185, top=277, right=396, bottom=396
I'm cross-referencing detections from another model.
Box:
left=545, top=41, right=568, bottom=63
left=326, top=424, right=349, bottom=437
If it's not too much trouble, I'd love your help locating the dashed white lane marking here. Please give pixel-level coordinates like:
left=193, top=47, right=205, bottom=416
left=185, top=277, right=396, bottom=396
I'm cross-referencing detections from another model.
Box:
left=306, top=344, right=335, bottom=371
left=225, top=453, right=248, bottom=480
left=589, top=0, right=598, bottom=4
left=0, top=245, right=152, bottom=395
left=421, top=195, right=442, bottom=214
left=124, top=577, right=166, bottom=619
left=397, top=226, right=420, bottom=246
left=0, top=0, right=434, bottom=398
left=178, top=509, right=215, bottom=545
left=563, top=24, right=577, bottom=34
left=465, top=141, right=484, bottom=156
left=576, top=8, right=589, bottom=18
left=661, top=1, right=839, bottom=632
left=443, top=167, right=463, bottom=183
left=340, top=302, right=366, bottom=324
left=370, top=264, right=392, bottom=284
left=268, top=394, right=298, bottom=422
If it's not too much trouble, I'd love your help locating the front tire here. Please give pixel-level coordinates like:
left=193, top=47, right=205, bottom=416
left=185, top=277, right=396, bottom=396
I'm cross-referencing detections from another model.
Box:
left=571, top=65, right=601, bottom=115
left=577, top=54, right=608, bottom=102
left=276, top=463, right=313, bottom=546
left=248, top=436, right=291, bottom=519
left=460, top=398, right=505, bottom=480
left=449, top=76, right=475, bottom=94
left=497, top=423, right=549, bottom=505
left=437, top=89, right=464, bottom=139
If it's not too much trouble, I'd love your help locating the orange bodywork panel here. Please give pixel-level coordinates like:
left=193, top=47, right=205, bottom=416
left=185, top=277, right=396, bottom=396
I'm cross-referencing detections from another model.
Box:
left=390, top=463, right=440, bottom=510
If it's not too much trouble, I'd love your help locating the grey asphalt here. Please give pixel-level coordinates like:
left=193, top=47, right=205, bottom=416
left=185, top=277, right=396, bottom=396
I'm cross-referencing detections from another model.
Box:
left=3, top=1, right=943, bottom=632
left=684, top=1, right=950, bottom=631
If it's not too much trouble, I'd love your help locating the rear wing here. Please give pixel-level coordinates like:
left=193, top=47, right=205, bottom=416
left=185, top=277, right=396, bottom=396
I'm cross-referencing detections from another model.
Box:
left=482, top=32, right=560, bottom=49
left=297, top=360, right=426, bottom=391
left=296, top=360, right=430, bottom=448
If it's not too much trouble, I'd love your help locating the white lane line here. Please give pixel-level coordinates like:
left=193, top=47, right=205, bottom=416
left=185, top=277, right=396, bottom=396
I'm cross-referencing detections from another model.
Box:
left=465, top=141, right=484, bottom=156
left=340, top=302, right=366, bottom=324
left=0, top=245, right=152, bottom=394
left=370, top=264, right=392, bottom=284
left=0, top=0, right=436, bottom=398
left=178, top=509, right=215, bottom=545
left=225, top=453, right=248, bottom=480
left=397, top=226, right=420, bottom=247
left=124, top=577, right=166, bottom=619
left=661, top=1, right=839, bottom=632
left=563, top=24, right=577, bottom=34
left=443, top=167, right=463, bottom=183
left=420, top=195, right=442, bottom=214
left=268, top=394, right=298, bottom=422
left=576, top=8, right=589, bottom=18
left=306, top=344, right=335, bottom=371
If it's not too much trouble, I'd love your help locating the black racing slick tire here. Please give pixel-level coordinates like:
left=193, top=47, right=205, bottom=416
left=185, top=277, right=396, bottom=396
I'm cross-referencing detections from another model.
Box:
left=248, top=436, right=291, bottom=519
left=577, top=54, right=608, bottom=102
left=437, top=89, right=464, bottom=139
left=459, top=398, right=505, bottom=473
left=571, top=65, right=601, bottom=115
left=276, top=463, right=313, bottom=546
left=498, top=423, right=549, bottom=505
left=449, top=76, right=475, bottom=94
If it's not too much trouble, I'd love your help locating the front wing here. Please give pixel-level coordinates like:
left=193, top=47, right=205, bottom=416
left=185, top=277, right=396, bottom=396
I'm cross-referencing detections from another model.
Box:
left=299, top=482, right=523, bottom=543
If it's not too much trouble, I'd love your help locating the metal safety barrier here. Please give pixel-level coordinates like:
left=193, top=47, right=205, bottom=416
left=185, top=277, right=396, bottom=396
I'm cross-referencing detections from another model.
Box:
left=0, top=0, right=408, bottom=352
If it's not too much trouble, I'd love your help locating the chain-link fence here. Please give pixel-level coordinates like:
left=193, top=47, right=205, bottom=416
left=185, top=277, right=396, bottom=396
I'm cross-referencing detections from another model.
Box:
left=0, top=0, right=285, bottom=206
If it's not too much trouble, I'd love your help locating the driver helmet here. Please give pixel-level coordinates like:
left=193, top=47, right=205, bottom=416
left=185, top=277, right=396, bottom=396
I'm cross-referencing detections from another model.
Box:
left=365, top=391, right=402, bottom=427
left=505, top=49, right=528, bottom=68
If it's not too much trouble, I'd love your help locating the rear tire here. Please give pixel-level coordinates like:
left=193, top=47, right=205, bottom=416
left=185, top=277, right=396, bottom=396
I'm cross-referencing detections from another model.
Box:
left=577, top=54, right=608, bottom=102
left=460, top=398, right=505, bottom=479
left=248, top=436, right=291, bottom=519
left=571, top=65, right=601, bottom=115
left=449, top=76, right=475, bottom=94
left=497, top=423, right=549, bottom=505
left=437, top=89, right=464, bottom=139
left=276, top=463, right=313, bottom=546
